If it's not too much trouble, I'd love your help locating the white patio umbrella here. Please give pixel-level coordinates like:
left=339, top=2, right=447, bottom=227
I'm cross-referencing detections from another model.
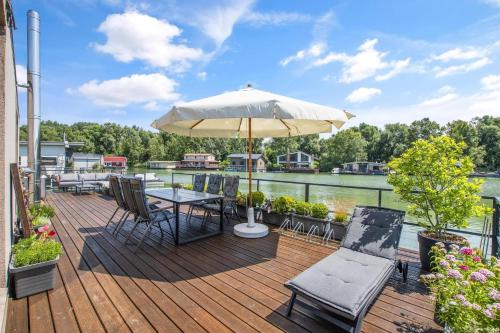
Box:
left=152, top=85, right=354, bottom=238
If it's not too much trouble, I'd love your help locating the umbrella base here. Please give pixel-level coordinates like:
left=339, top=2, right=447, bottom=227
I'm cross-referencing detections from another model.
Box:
left=233, top=223, right=269, bottom=238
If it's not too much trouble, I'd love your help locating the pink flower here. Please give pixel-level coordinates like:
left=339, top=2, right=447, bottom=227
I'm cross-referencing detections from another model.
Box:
left=493, top=303, right=500, bottom=311
left=436, top=273, right=445, bottom=279
left=488, top=290, right=500, bottom=301
left=439, top=260, right=449, bottom=268
left=483, top=309, right=494, bottom=319
left=470, top=272, right=487, bottom=283
left=37, top=224, right=49, bottom=233
left=47, top=230, right=56, bottom=237
left=472, top=256, right=481, bottom=262
left=435, top=242, right=445, bottom=249
left=459, top=247, right=473, bottom=255
left=445, top=254, right=456, bottom=261
left=458, top=265, right=469, bottom=271
left=454, top=294, right=466, bottom=302
left=447, top=269, right=463, bottom=280
left=471, top=304, right=481, bottom=311
left=478, top=268, right=494, bottom=278
left=462, top=280, right=470, bottom=286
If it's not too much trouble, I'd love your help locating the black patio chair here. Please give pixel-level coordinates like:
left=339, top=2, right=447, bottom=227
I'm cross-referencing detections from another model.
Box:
left=186, top=174, right=222, bottom=225
left=105, top=175, right=129, bottom=232
left=125, top=178, right=175, bottom=253
left=285, top=206, right=408, bottom=333
left=202, top=175, right=240, bottom=225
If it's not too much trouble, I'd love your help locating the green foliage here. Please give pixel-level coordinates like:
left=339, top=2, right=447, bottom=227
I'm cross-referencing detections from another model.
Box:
left=29, top=203, right=55, bottom=220
left=219, top=159, right=230, bottom=170
left=319, top=128, right=367, bottom=171
left=311, top=203, right=329, bottom=219
left=294, top=201, right=312, bottom=216
left=273, top=196, right=297, bottom=214
left=32, top=216, right=51, bottom=228
left=388, top=136, right=491, bottom=238
left=12, top=236, right=62, bottom=267
left=182, top=184, right=194, bottom=190
left=171, top=183, right=182, bottom=189
left=421, top=244, right=499, bottom=332
left=236, top=191, right=266, bottom=207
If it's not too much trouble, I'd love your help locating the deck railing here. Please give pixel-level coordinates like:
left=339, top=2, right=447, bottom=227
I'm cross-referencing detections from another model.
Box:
left=171, top=172, right=500, bottom=256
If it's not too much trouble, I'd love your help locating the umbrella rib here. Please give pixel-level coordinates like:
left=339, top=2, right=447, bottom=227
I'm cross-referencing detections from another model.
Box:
left=190, top=119, right=205, bottom=129
left=238, top=118, right=243, bottom=132
left=280, top=119, right=292, bottom=136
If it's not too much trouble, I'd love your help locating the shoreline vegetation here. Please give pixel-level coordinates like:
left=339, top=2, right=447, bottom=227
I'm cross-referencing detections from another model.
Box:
left=20, top=116, right=500, bottom=172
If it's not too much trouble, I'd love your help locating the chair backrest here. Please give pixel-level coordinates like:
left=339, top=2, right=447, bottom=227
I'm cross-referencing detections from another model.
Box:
left=193, top=174, right=206, bottom=192
left=223, top=176, right=239, bottom=200
left=130, top=178, right=150, bottom=221
left=120, top=177, right=138, bottom=215
left=341, top=206, right=405, bottom=261
left=109, top=176, right=127, bottom=209
left=206, top=174, right=222, bottom=194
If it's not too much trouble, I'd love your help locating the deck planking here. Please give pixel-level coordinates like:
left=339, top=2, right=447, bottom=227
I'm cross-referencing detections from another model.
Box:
left=6, top=191, right=442, bottom=333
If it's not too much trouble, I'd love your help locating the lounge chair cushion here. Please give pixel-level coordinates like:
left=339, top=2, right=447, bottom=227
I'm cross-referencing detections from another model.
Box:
left=79, top=173, right=96, bottom=182
left=59, top=173, right=79, bottom=182
left=285, top=247, right=393, bottom=319
left=341, top=207, right=403, bottom=260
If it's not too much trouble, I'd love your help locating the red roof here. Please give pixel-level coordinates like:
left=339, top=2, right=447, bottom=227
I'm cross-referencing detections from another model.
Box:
left=103, top=156, right=127, bottom=163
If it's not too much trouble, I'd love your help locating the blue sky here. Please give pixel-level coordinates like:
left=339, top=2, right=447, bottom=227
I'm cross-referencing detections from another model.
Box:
left=12, top=0, right=500, bottom=132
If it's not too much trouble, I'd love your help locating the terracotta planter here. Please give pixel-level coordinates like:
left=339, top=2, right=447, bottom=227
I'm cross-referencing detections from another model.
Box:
left=9, top=255, right=60, bottom=298
left=417, top=231, right=466, bottom=271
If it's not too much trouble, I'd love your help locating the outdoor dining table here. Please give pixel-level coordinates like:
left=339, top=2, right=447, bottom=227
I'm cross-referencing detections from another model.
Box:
left=145, top=188, right=224, bottom=245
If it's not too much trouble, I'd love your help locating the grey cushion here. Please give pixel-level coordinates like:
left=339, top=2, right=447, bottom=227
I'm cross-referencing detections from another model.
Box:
left=95, top=173, right=109, bottom=181
left=285, top=248, right=393, bottom=319
left=59, top=173, right=79, bottom=182
left=96, top=181, right=109, bottom=188
left=79, top=173, right=96, bottom=182
left=59, top=181, right=81, bottom=187
left=341, top=207, right=404, bottom=260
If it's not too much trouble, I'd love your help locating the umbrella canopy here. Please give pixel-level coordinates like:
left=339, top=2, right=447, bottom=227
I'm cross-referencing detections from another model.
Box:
left=152, top=86, right=354, bottom=237
left=151, top=86, right=354, bottom=137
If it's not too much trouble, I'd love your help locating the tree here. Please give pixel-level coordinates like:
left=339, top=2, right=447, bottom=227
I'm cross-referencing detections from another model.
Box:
left=358, top=123, right=381, bottom=161
left=375, top=123, right=411, bottom=162
left=387, top=136, right=490, bottom=238
left=408, top=118, right=443, bottom=142
left=319, top=129, right=367, bottom=171
left=445, top=120, right=485, bottom=168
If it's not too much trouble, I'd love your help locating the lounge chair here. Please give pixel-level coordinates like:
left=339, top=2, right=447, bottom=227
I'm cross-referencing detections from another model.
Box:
left=105, top=175, right=130, bottom=231
left=285, top=206, right=408, bottom=333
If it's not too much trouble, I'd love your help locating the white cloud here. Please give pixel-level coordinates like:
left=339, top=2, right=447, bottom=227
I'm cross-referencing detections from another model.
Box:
left=313, top=10, right=336, bottom=41
left=241, top=11, right=311, bottom=26
left=419, top=86, right=458, bottom=106
left=346, top=87, right=382, bottom=103
left=482, top=0, right=500, bottom=7
left=432, top=47, right=486, bottom=62
left=280, top=42, right=326, bottom=66
left=375, top=58, right=410, bottom=81
left=481, top=74, right=500, bottom=90
left=434, top=57, right=491, bottom=77
left=193, top=0, right=253, bottom=47
left=197, top=71, right=207, bottom=80
left=16, top=65, right=27, bottom=91
left=93, top=11, right=204, bottom=70
left=70, top=73, right=180, bottom=108
left=313, top=39, right=408, bottom=83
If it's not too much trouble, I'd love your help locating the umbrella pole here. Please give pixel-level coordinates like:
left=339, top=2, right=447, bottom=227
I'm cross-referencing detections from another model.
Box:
left=247, top=118, right=255, bottom=228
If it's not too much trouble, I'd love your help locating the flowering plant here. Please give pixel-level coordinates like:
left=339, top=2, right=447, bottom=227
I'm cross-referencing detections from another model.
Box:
left=421, top=243, right=499, bottom=331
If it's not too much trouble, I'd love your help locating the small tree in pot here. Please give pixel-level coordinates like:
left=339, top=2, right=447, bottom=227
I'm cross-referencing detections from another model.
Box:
left=387, top=136, right=491, bottom=270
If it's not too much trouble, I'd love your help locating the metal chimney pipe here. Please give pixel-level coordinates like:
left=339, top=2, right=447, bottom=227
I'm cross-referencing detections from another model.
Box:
left=27, top=10, right=41, bottom=202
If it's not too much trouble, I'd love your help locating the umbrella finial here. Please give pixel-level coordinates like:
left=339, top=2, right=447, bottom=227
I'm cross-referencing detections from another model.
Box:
left=246, top=83, right=252, bottom=88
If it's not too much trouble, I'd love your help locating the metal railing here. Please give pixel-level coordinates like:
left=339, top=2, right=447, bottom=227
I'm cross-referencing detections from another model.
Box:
left=171, top=172, right=500, bottom=256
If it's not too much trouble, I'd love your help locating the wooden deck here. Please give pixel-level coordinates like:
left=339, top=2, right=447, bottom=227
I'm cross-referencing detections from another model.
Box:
left=6, top=191, right=442, bottom=333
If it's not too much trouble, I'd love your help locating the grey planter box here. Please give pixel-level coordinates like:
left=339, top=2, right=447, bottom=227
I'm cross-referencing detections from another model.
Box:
left=263, top=210, right=287, bottom=226
left=290, top=213, right=330, bottom=236
left=9, top=255, right=59, bottom=299
left=330, top=221, right=348, bottom=241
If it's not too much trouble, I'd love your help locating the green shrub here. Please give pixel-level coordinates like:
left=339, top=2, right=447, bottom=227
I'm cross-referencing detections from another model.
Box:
left=311, top=203, right=329, bottom=219
left=29, top=203, right=55, bottom=219
left=32, top=216, right=51, bottom=228
left=249, top=191, right=265, bottom=207
left=273, top=196, right=297, bottom=214
left=182, top=183, right=194, bottom=190
left=334, top=210, right=348, bottom=223
left=294, top=201, right=312, bottom=216
left=12, top=237, right=62, bottom=267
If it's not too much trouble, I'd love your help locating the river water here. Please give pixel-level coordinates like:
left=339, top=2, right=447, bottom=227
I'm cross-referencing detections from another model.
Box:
left=132, top=168, right=500, bottom=251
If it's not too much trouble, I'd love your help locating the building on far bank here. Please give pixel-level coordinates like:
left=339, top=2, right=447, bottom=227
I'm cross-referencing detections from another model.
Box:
left=147, top=160, right=178, bottom=169
left=19, top=140, right=84, bottom=172
left=227, top=153, right=267, bottom=172
left=71, top=153, right=103, bottom=171
left=342, top=161, right=386, bottom=175
left=277, top=151, right=315, bottom=168
left=103, top=156, right=127, bottom=170
left=179, top=153, right=219, bottom=169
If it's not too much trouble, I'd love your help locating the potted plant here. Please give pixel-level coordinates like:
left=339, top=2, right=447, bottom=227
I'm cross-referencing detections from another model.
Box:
left=291, top=201, right=330, bottom=236
left=9, top=229, right=62, bottom=298
left=421, top=243, right=499, bottom=331
left=235, top=191, right=266, bottom=217
left=331, top=209, right=349, bottom=240
left=171, top=183, right=182, bottom=195
left=388, top=136, right=491, bottom=270
left=263, top=195, right=296, bottom=226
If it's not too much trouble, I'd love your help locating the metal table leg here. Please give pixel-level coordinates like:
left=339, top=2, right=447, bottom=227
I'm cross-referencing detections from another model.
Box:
left=220, top=199, right=224, bottom=232
left=175, top=202, right=180, bottom=245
